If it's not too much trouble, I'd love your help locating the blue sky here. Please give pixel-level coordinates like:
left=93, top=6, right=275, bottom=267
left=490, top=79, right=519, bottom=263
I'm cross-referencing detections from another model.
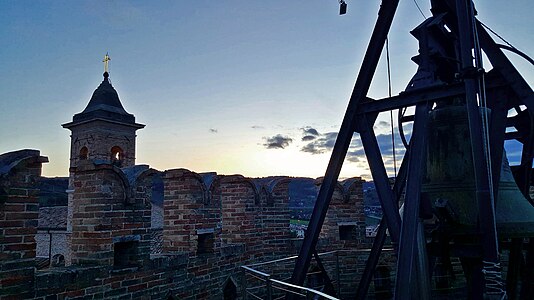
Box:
left=0, top=1, right=532, bottom=179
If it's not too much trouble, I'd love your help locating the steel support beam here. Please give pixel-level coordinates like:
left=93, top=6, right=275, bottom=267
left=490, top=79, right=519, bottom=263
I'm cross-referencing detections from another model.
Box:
left=358, top=114, right=402, bottom=242
left=506, top=239, right=522, bottom=298
left=394, top=102, right=431, bottom=299
left=356, top=76, right=506, bottom=115
left=287, top=0, right=400, bottom=293
left=486, top=89, right=508, bottom=202
left=456, top=1, right=501, bottom=297
left=355, top=147, right=410, bottom=299
left=521, top=238, right=534, bottom=299
left=312, top=251, right=336, bottom=295
left=356, top=218, right=388, bottom=300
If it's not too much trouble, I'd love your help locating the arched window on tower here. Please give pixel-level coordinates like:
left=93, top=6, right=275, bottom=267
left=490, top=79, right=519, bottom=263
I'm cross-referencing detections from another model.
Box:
left=79, top=146, right=88, bottom=160
left=110, top=146, right=124, bottom=167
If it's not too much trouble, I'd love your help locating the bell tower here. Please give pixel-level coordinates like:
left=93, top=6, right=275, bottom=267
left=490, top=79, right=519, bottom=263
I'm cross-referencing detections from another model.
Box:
left=62, top=59, right=145, bottom=168
left=61, top=56, right=145, bottom=266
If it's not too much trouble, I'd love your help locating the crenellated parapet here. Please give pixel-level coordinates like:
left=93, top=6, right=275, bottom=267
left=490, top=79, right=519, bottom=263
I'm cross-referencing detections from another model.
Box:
left=159, top=170, right=292, bottom=260
left=2, top=147, right=370, bottom=299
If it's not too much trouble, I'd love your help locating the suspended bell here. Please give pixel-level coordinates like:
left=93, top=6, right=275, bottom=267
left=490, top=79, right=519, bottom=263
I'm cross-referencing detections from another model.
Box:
left=421, top=102, right=534, bottom=238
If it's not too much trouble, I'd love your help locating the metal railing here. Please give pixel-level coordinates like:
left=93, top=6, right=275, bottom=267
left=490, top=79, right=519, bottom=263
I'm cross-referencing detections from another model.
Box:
left=241, top=266, right=340, bottom=300
left=241, top=248, right=400, bottom=300
left=241, top=251, right=341, bottom=300
left=242, top=247, right=481, bottom=299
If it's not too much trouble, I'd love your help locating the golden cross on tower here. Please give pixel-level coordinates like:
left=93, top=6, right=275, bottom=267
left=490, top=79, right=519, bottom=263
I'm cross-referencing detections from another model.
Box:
left=102, top=53, right=111, bottom=73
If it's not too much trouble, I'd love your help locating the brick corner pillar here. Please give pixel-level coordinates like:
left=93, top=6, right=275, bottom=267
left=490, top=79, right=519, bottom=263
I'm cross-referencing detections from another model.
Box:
left=0, top=149, right=48, bottom=299
left=71, top=160, right=150, bottom=267
left=220, top=175, right=259, bottom=251
left=315, top=177, right=366, bottom=249
left=341, top=177, right=366, bottom=247
left=259, top=177, right=291, bottom=257
left=162, top=168, right=206, bottom=254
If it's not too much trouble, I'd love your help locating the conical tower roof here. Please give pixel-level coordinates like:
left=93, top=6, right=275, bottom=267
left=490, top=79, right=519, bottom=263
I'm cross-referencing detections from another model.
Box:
left=63, top=72, right=144, bottom=129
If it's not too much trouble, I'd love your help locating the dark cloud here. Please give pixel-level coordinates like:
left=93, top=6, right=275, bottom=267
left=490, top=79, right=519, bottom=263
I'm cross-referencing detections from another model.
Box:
left=346, top=149, right=365, bottom=160
left=374, top=121, right=390, bottom=130
left=373, top=133, right=410, bottom=156
left=343, top=131, right=409, bottom=179
left=301, top=127, right=320, bottom=136
left=350, top=137, right=362, bottom=148
left=209, top=128, right=218, bottom=133
left=251, top=125, right=264, bottom=129
left=299, top=123, right=412, bottom=177
left=297, top=127, right=411, bottom=178
left=263, top=134, right=293, bottom=149
left=302, top=135, right=316, bottom=141
left=300, top=132, right=338, bottom=154
left=322, top=132, right=338, bottom=148
left=346, top=153, right=361, bottom=163
left=300, top=127, right=320, bottom=142
left=301, top=143, right=321, bottom=154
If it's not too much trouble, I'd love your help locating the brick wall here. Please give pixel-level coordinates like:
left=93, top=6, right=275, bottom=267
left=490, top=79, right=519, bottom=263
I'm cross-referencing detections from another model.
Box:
left=70, top=161, right=151, bottom=267
left=220, top=175, right=259, bottom=251
left=258, top=178, right=291, bottom=256
left=1, top=156, right=295, bottom=299
left=1, top=149, right=370, bottom=299
left=315, top=177, right=368, bottom=250
left=162, top=169, right=216, bottom=254
left=0, top=150, right=48, bottom=299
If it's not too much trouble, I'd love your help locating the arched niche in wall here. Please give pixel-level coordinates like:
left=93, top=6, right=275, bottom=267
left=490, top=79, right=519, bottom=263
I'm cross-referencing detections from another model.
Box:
left=51, top=254, right=65, bottom=267
left=223, top=277, right=238, bottom=300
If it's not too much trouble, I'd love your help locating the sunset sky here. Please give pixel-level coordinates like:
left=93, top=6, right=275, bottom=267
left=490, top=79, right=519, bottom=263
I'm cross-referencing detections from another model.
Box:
left=1, top=1, right=532, bottom=179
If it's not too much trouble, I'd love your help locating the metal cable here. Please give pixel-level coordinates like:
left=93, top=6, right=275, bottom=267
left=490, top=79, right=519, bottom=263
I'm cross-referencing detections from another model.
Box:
left=470, top=2, right=506, bottom=298
left=413, top=0, right=427, bottom=19
left=479, top=21, right=515, bottom=49
left=386, top=37, right=397, bottom=177
left=480, top=21, right=534, bottom=66
left=496, top=44, right=534, bottom=66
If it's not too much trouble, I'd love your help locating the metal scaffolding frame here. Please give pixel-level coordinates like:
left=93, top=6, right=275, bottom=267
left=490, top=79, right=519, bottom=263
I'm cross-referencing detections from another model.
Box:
left=288, top=0, right=534, bottom=299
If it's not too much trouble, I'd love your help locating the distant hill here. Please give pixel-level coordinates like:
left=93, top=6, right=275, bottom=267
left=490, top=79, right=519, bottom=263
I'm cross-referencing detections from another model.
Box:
left=363, top=181, right=380, bottom=207
left=286, top=178, right=383, bottom=223
left=288, top=178, right=318, bottom=208
left=39, top=177, right=68, bottom=207
left=287, top=178, right=317, bottom=220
